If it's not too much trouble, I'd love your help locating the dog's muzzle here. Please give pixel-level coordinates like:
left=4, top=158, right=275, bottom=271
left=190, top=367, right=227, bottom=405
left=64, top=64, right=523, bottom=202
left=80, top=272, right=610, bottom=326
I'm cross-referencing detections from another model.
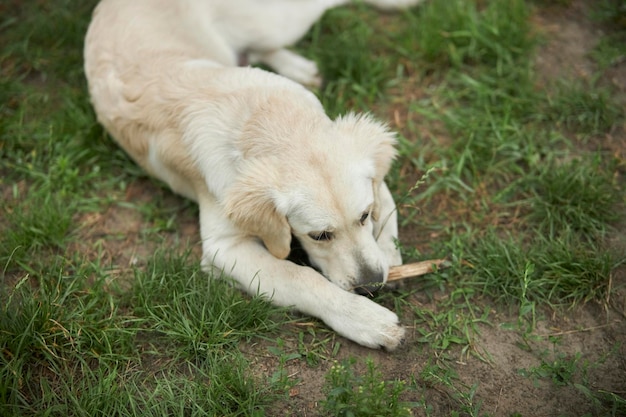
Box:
left=354, top=268, right=386, bottom=296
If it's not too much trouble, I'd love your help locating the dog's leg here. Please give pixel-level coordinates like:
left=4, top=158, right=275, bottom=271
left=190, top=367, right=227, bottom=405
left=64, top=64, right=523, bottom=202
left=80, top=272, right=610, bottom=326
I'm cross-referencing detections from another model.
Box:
left=249, top=49, right=321, bottom=88
left=197, top=192, right=405, bottom=350
left=240, top=0, right=423, bottom=87
left=374, top=182, right=403, bottom=266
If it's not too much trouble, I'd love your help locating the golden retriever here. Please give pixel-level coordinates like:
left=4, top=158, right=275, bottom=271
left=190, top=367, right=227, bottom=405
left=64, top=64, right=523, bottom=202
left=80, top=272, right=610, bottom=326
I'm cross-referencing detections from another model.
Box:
left=84, top=0, right=421, bottom=350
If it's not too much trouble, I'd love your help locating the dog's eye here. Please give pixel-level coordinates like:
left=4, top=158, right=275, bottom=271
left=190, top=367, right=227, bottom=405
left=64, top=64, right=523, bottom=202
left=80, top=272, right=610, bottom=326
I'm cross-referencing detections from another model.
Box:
left=359, top=212, right=369, bottom=225
left=308, top=231, right=334, bottom=241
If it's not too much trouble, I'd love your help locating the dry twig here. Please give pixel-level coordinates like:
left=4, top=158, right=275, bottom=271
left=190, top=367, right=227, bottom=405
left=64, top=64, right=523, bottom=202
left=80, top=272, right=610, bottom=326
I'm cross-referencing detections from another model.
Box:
left=388, top=259, right=448, bottom=282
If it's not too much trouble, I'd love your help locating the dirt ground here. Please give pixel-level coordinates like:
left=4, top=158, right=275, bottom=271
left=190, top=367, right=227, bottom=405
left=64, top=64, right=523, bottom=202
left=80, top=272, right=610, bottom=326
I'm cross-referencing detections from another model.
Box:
left=70, top=1, right=625, bottom=415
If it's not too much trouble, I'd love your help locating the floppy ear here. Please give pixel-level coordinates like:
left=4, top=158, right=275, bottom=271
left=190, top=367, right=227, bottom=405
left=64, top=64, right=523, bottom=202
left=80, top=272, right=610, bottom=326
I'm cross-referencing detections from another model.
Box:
left=222, top=160, right=292, bottom=259
left=334, top=113, right=397, bottom=221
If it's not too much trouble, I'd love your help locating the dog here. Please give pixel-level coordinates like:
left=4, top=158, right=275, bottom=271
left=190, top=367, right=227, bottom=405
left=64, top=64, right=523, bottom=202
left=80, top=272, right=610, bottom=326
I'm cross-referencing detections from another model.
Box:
left=84, top=0, right=421, bottom=350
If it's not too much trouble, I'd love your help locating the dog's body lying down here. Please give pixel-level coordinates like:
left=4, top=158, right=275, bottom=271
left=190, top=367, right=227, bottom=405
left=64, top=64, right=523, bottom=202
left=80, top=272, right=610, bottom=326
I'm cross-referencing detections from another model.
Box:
left=84, top=0, right=421, bottom=350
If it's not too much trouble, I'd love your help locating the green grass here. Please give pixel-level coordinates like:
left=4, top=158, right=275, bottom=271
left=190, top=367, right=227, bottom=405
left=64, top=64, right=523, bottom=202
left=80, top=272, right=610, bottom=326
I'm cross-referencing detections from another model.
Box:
left=417, top=362, right=484, bottom=417
left=322, top=358, right=415, bottom=416
left=1, top=252, right=288, bottom=415
left=543, top=79, right=623, bottom=134
left=305, top=5, right=398, bottom=115
left=2, top=0, right=625, bottom=415
left=407, top=0, right=534, bottom=69
left=1, top=190, right=75, bottom=268
left=526, top=157, right=622, bottom=239
left=132, top=252, right=286, bottom=355
left=460, top=231, right=622, bottom=306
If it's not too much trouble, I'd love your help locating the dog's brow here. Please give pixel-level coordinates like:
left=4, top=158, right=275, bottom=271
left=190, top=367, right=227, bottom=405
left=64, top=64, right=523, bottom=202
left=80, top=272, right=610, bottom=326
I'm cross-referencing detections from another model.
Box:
left=359, top=204, right=373, bottom=216
left=309, top=225, right=335, bottom=234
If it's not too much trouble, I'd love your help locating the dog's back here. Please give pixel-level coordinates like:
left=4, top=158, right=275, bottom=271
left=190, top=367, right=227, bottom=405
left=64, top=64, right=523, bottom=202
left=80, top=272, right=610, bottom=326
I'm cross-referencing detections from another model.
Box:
left=84, top=0, right=234, bottom=121
left=84, top=0, right=326, bottom=200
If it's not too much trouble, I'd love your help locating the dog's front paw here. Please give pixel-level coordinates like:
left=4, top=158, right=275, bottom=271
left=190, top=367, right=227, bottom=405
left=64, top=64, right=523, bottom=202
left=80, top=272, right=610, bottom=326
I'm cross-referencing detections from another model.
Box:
left=326, top=294, right=405, bottom=351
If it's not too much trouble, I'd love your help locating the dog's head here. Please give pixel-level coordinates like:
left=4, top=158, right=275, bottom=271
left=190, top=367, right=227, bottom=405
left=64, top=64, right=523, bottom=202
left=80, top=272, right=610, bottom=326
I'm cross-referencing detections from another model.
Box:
left=224, top=113, right=397, bottom=292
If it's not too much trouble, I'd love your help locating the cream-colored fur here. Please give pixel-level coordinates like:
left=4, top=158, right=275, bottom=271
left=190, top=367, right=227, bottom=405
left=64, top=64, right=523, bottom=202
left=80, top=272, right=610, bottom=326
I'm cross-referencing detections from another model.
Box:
left=84, top=0, right=420, bottom=350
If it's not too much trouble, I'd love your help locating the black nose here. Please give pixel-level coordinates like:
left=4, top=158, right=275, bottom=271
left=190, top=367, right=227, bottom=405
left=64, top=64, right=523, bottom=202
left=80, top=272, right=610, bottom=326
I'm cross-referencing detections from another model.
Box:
left=354, top=270, right=385, bottom=297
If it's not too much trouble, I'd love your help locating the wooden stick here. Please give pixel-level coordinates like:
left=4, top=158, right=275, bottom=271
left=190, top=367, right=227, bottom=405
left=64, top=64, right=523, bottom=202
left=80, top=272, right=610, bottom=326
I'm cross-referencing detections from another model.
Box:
left=387, top=259, right=447, bottom=282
